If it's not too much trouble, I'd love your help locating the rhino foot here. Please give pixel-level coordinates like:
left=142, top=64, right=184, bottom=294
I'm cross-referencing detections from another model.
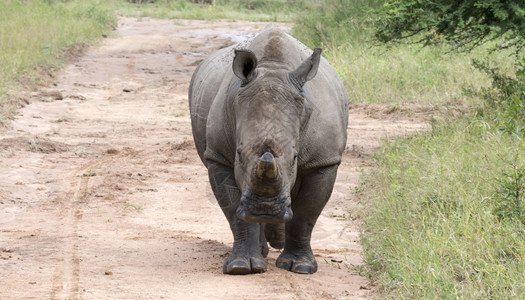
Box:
left=276, top=250, right=317, bottom=274
left=223, top=255, right=267, bottom=275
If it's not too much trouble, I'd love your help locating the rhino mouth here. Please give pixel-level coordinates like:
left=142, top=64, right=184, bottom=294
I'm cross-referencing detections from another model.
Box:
left=236, top=191, right=293, bottom=224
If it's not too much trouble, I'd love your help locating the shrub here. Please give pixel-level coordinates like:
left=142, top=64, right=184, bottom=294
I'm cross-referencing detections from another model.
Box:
left=472, top=56, right=525, bottom=137
left=375, top=0, right=525, bottom=54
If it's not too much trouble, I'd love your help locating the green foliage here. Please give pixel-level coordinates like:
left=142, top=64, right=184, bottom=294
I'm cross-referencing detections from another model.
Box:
left=471, top=57, right=525, bottom=137
left=361, top=117, right=525, bottom=298
left=375, top=0, right=525, bottom=53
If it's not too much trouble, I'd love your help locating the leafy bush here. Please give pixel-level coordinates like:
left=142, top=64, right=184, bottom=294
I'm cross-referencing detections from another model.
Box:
left=471, top=57, right=525, bottom=137
left=375, top=0, right=525, bottom=53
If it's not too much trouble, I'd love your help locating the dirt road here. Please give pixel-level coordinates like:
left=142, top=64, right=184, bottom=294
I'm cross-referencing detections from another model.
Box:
left=0, top=18, right=428, bottom=299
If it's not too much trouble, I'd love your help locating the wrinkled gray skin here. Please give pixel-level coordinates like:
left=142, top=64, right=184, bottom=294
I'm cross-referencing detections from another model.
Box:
left=189, top=26, right=348, bottom=275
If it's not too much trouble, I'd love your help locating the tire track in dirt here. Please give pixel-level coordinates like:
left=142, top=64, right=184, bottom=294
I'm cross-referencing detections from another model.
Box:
left=50, top=175, right=85, bottom=299
left=51, top=156, right=115, bottom=299
left=0, top=17, right=430, bottom=299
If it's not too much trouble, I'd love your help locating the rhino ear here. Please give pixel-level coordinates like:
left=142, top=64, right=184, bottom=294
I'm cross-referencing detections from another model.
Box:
left=290, top=48, right=322, bottom=87
left=233, top=49, right=258, bottom=83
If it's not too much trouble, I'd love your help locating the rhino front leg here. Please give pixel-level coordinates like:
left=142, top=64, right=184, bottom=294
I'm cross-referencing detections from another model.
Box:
left=207, top=162, right=268, bottom=274
left=276, top=164, right=339, bottom=274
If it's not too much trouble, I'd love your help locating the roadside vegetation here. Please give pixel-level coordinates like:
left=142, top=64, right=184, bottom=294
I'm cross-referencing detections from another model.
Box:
left=0, top=0, right=115, bottom=122
left=2, top=0, right=523, bottom=297
left=361, top=120, right=524, bottom=298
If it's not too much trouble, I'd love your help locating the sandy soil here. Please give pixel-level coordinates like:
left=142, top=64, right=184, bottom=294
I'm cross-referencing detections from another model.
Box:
left=0, top=17, right=429, bottom=299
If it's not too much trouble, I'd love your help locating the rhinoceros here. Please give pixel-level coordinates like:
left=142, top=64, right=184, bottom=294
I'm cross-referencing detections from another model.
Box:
left=189, top=26, right=348, bottom=275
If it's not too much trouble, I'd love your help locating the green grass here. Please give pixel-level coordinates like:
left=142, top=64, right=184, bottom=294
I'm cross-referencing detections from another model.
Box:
left=0, top=0, right=115, bottom=107
left=360, top=117, right=525, bottom=298
left=323, top=42, right=493, bottom=106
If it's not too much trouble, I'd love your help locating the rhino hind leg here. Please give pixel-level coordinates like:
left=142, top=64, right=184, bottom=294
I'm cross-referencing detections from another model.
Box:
left=264, top=223, right=285, bottom=249
left=276, top=165, right=339, bottom=274
left=207, top=162, right=268, bottom=274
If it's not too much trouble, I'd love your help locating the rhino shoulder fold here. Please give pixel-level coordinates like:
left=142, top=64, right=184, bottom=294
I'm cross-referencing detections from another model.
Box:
left=204, top=147, right=233, bottom=168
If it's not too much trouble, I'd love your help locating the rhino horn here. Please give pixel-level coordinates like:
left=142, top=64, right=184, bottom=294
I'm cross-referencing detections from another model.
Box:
left=256, top=152, right=278, bottom=180
left=290, top=48, right=322, bottom=87
left=233, top=49, right=258, bottom=83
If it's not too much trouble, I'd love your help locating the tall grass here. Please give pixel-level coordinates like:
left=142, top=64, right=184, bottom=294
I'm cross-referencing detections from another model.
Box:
left=360, top=118, right=525, bottom=298
left=0, top=0, right=115, bottom=105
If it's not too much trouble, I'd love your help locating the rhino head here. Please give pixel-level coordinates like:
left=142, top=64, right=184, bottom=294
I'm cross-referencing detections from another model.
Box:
left=231, top=47, right=322, bottom=224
